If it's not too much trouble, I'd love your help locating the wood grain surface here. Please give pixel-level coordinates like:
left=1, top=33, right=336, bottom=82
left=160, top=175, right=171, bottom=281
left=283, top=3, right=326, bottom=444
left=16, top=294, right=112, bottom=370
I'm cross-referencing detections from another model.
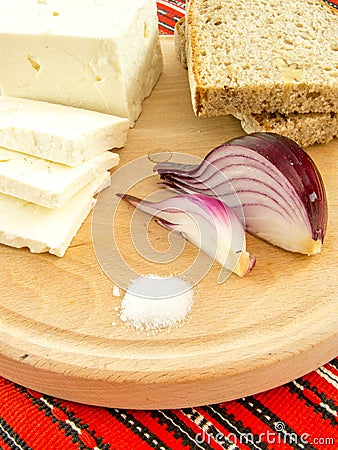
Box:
left=0, top=37, right=337, bottom=409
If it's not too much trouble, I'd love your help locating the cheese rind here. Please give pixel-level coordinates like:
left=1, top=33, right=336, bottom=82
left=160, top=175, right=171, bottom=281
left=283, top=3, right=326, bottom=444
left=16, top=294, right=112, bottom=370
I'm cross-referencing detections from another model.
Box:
left=0, top=0, right=163, bottom=124
left=0, top=147, right=119, bottom=208
left=0, top=96, right=129, bottom=166
left=0, top=171, right=111, bottom=257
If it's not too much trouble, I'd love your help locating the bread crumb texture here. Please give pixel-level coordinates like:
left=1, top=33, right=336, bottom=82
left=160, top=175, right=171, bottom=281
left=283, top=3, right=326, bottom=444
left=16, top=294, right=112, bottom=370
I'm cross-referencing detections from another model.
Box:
left=235, top=111, right=338, bottom=147
left=187, top=0, right=338, bottom=115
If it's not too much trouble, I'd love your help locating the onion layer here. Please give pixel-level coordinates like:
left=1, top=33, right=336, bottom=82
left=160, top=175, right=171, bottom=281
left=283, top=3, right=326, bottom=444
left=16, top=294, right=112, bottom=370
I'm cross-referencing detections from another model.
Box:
left=118, top=193, right=255, bottom=277
left=155, top=133, right=328, bottom=255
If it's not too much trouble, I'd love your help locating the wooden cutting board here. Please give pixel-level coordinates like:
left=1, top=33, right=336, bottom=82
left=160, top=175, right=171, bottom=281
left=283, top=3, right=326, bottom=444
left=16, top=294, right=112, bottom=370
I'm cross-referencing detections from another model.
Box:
left=0, top=37, right=337, bottom=409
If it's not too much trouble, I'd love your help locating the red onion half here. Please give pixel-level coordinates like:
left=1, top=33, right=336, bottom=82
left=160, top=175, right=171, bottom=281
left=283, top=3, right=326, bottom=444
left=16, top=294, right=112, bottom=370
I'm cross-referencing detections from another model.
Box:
left=155, top=133, right=328, bottom=255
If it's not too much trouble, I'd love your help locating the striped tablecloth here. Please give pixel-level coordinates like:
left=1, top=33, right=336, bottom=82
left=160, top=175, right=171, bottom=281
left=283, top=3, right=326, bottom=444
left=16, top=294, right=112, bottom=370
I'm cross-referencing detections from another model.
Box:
left=0, top=361, right=337, bottom=449
left=0, top=2, right=337, bottom=449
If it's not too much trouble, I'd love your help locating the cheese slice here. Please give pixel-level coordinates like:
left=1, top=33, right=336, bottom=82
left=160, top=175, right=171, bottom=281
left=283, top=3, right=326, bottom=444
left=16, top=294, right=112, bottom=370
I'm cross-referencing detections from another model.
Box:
left=0, top=96, right=129, bottom=166
left=0, top=147, right=118, bottom=208
left=0, top=0, right=163, bottom=125
left=0, top=171, right=110, bottom=257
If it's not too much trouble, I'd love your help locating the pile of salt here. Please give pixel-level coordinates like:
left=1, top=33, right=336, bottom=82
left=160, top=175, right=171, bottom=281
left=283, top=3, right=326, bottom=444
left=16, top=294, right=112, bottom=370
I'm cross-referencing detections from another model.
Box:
left=120, top=275, right=193, bottom=331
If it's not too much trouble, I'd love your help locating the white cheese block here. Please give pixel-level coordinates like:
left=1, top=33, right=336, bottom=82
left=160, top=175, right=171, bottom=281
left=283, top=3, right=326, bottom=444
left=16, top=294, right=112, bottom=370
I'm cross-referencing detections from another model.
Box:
left=0, top=96, right=129, bottom=166
left=0, top=171, right=110, bottom=257
left=0, top=147, right=119, bottom=208
left=0, top=0, right=163, bottom=125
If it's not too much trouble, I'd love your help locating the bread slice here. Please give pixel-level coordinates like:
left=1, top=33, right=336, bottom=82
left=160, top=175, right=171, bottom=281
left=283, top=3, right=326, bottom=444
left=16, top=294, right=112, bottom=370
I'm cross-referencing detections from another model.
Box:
left=186, top=0, right=338, bottom=117
left=175, top=17, right=338, bottom=147
left=234, top=111, right=338, bottom=147
left=175, top=17, right=187, bottom=69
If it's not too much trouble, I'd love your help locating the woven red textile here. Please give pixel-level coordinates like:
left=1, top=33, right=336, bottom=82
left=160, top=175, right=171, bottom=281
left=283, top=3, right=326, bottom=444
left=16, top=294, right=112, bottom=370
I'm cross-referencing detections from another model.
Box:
left=0, top=360, right=337, bottom=449
left=0, top=2, right=337, bottom=449
left=157, top=0, right=186, bottom=33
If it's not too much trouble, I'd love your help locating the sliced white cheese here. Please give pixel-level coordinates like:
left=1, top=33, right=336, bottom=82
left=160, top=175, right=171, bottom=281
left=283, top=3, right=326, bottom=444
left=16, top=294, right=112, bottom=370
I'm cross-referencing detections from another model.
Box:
left=0, top=171, right=110, bottom=257
left=0, top=96, right=129, bottom=166
left=0, top=147, right=118, bottom=208
left=0, top=0, right=163, bottom=124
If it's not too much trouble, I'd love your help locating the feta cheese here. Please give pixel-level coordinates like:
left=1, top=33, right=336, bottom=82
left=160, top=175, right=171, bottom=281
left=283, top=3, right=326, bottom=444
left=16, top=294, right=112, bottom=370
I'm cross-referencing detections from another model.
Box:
left=0, top=171, right=111, bottom=257
left=0, top=0, right=163, bottom=124
left=0, top=96, right=129, bottom=166
left=0, top=147, right=119, bottom=208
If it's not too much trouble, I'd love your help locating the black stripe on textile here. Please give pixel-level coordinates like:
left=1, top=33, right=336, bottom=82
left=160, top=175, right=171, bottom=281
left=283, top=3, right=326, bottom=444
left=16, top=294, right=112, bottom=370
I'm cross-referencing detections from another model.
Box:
left=159, top=0, right=186, bottom=9
left=322, top=0, right=338, bottom=11
left=0, top=416, right=33, bottom=450
left=288, top=380, right=337, bottom=427
left=15, top=385, right=109, bottom=450
left=158, top=11, right=183, bottom=22
left=107, top=409, right=171, bottom=450
left=183, top=410, right=213, bottom=437
left=318, top=367, right=338, bottom=386
left=151, top=409, right=215, bottom=450
left=294, top=375, right=338, bottom=412
left=200, top=404, right=269, bottom=450
left=238, top=397, right=317, bottom=450
left=328, top=359, right=338, bottom=370
left=158, top=21, right=175, bottom=33
left=181, top=408, right=241, bottom=450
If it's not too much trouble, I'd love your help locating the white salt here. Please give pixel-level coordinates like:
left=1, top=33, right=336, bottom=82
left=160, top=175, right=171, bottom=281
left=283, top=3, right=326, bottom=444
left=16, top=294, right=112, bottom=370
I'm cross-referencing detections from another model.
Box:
left=113, top=285, right=121, bottom=297
left=120, top=274, right=194, bottom=331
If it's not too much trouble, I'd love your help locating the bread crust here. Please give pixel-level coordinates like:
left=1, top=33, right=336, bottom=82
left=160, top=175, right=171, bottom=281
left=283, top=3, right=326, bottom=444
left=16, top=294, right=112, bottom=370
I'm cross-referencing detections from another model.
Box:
left=174, top=17, right=187, bottom=68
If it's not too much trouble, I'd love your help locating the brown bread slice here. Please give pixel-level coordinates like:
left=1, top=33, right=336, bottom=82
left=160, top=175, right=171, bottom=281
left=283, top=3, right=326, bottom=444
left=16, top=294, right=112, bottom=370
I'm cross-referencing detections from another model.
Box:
left=175, top=17, right=187, bottom=68
left=186, top=0, right=338, bottom=116
left=175, top=16, right=338, bottom=147
left=234, top=111, right=338, bottom=147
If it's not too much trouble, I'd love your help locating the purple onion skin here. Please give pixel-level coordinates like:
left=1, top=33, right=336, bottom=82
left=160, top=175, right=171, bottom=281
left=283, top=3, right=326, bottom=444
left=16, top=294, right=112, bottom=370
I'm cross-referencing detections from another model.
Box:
left=155, top=133, right=328, bottom=246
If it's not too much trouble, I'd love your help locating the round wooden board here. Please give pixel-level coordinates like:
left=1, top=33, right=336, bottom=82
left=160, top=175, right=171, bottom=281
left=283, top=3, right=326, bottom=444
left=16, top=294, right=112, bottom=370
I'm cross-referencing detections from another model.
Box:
left=0, top=37, right=337, bottom=409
